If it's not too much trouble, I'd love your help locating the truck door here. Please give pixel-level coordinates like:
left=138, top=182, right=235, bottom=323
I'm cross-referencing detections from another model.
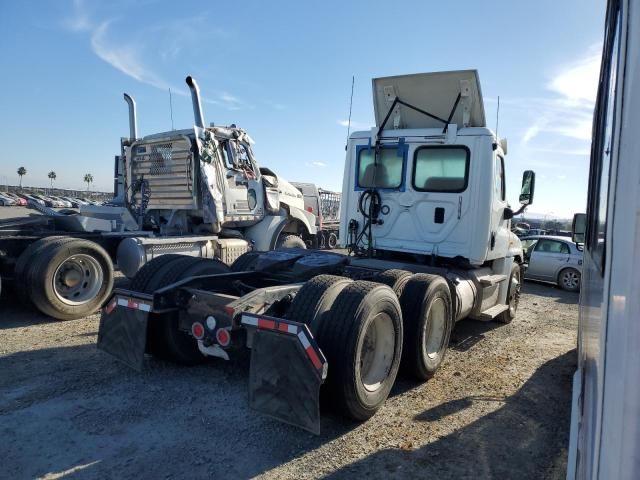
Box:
left=221, top=140, right=265, bottom=222
left=491, top=154, right=510, bottom=255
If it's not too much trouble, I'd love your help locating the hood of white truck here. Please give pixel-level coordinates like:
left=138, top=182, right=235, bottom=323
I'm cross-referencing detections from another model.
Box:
left=266, top=174, right=305, bottom=211
left=372, top=70, right=486, bottom=130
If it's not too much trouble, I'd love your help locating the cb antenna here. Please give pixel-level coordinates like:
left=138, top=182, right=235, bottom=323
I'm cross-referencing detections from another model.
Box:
left=169, top=88, right=175, bottom=130
left=495, top=95, right=500, bottom=139
left=345, top=75, right=355, bottom=151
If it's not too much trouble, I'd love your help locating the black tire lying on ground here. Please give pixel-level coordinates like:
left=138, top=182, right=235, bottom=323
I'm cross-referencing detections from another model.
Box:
left=276, top=234, right=306, bottom=250
left=373, top=269, right=413, bottom=298
left=316, top=280, right=403, bottom=420
left=28, top=239, right=114, bottom=321
left=286, top=274, right=352, bottom=335
left=399, top=273, right=453, bottom=380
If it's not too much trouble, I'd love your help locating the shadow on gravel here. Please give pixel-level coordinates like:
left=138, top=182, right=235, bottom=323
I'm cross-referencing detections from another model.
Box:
left=324, top=349, right=576, bottom=480
left=449, top=318, right=504, bottom=353
left=0, top=339, right=360, bottom=480
left=390, top=319, right=505, bottom=398
left=0, top=296, right=61, bottom=329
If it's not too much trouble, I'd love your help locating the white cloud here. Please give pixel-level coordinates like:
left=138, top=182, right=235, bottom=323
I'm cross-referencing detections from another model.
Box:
left=305, top=161, right=327, bottom=168
left=90, top=22, right=172, bottom=91
left=64, top=2, right=246, bottom=110
left=520, top=45, right=600, bottom=145
left=338, top=119, right=369, bottom=129
left=548, top=51, right=601, bottom=106
left=64, top=0, right=91, bottom=32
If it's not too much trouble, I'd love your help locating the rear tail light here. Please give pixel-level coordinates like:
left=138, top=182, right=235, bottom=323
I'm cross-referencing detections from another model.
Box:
left=216, top=328, right=231, bottom=347
left=191, top=322, right=205, bottom=340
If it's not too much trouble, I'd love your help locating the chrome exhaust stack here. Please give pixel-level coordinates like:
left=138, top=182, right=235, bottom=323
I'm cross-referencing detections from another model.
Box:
left=185, top=75, right=205, bottom=129
left=123, top=93, right=138, bottom=140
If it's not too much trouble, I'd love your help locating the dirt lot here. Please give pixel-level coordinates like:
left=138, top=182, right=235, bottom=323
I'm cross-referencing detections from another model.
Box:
left=0, top=278, right=577, bottom=480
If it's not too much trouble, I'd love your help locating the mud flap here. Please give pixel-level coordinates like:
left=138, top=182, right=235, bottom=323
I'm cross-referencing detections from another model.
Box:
left=245, top=315, right=326, bottom=434
left=97, top=295, right=151, bottom=371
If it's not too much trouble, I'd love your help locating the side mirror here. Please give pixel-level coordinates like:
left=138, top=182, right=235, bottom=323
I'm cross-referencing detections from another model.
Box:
left=572, top=213, right=586, bottom=243
left=499, top=138, right=508, bottom=155
left=519, top=170, right=535, bottom=205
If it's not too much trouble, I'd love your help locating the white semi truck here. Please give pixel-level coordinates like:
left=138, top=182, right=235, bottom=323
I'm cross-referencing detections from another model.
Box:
left=98, top=70, right=536, bottom=434
left=0, top=76, right=315, bottom=320
left=566, top=0, right=640, bottom=477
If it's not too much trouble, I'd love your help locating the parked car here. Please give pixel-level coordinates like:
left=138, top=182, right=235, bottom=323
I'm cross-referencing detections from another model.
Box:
left=48, top=195, right=73, bottom=208
left=521, top=235, right=583, bottom=291
left=59, top=196, right=82, bottom=208
left=32, top=194, right=65, bottom=208
left=17, top=193, right=46, bottom=207
left=0, top=193, right=16, bottom=206
left=4, top=192, right=27, bottom=206
left=70, top=197, right=90, bottom=206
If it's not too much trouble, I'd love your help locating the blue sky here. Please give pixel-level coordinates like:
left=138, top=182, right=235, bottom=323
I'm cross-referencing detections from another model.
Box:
left=0, top=0, right=604, bottom=217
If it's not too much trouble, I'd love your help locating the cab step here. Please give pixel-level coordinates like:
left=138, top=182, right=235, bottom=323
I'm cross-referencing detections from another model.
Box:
left=477, top=304, right=509, bottom=321
left=477, top=274, right=508, bottom=287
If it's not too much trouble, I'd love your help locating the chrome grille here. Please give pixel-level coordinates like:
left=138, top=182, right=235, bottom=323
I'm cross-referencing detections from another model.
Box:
left=131, top=137, right=198, bottom=210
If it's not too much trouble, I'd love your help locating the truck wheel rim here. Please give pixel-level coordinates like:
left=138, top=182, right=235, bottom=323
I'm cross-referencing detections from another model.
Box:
left=53, top=254, right=103, bottom=306
left=562, top=271, right=579, bottom=289
left=359, top=312, right=395, bottom=393
left=424, top=298, right=447, bottom=359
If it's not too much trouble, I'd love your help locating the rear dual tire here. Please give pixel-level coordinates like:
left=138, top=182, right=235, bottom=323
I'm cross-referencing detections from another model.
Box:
left=399, top=274, right=453, bottom=380
left=290, top=276, right=403, bottom=421
left=16, top=237, right=114, bottom=320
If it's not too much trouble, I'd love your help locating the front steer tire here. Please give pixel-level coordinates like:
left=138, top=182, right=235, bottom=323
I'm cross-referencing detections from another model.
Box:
left=317, top=281, right=403, bottom=421
left=497, top=263, right=522, bottom=323
left=276, top=234, right=306, bottom=250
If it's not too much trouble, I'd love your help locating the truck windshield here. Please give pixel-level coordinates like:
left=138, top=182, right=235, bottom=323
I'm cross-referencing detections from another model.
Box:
left=412, top=146, right=469, bottom=192
left=357, top=148, right=404, bottom=189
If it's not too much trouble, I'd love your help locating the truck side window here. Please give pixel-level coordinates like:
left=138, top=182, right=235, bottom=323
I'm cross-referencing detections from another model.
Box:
left=412, top=146, right=469, bottom=193
left=357, top=148, right=404, bottom=189
left=496, top=155, right=506, bottom=201
left=586, top=6, right=620, bottom=273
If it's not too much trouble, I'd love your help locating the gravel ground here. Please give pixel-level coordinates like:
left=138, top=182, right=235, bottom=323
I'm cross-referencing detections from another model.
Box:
left=0, top=278, right=577, bottom=480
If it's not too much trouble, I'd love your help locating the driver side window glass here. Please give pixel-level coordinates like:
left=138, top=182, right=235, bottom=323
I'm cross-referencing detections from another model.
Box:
left=357, top=148, right=404, bottom=189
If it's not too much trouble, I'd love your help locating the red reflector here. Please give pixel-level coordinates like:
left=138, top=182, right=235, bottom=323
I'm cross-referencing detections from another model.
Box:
left=216, top=328, right=231, bottom=346
left=257, top=318, right=276, bottom=330
left=223, top=306, right=235, bottom=316
left=306, top=206, right=313, bottom=212
left=305, top=346, right=323, bottom=370
left=192, top=322, right=205, bottom=339
left=105, top=299, right=116, bottom=315
left=278, top=323, right=289, bottom=333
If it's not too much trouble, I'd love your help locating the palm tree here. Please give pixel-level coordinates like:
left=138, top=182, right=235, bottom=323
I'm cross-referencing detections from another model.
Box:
left=84, top=173, right=93, bottom=191
left=17, top=167, right=26, bottom=189
left=48, top=171, right=57, bottom=192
